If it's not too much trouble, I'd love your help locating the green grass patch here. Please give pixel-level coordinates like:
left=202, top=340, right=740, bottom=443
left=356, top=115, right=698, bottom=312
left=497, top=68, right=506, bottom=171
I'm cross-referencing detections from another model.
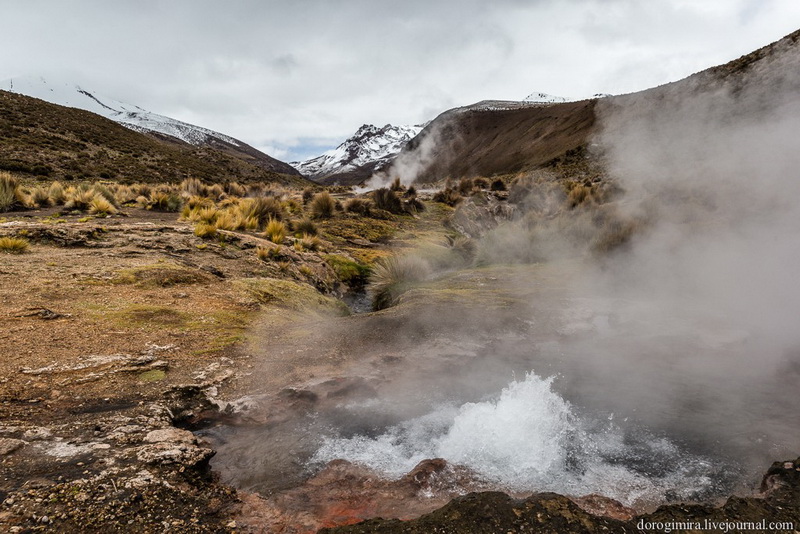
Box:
left=319, top=214, right=396, bottom=244
left=138, top=369, right=166, bottom=382
left=234, top=277, right=349, bottom=316
left=323, top=254, right=371, bottom=286
left=113, top=264, right=209, bottom=287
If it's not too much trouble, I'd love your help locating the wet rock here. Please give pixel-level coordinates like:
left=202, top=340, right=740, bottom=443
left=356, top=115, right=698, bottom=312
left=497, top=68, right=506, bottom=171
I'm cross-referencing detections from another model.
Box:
left=570, top=493, right=636, bottom=521
left=0, top=438, right=26, bottom=455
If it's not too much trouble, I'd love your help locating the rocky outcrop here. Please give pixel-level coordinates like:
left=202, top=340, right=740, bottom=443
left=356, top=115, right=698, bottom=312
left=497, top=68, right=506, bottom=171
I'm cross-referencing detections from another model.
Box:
left=321, top=458, right=800, bottom=533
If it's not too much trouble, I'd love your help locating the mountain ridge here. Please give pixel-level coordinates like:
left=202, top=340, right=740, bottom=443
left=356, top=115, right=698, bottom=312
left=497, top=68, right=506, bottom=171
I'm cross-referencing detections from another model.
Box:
left=292, top=123, right=423, bottom=185
left=0, top=76, right=299, bottom=176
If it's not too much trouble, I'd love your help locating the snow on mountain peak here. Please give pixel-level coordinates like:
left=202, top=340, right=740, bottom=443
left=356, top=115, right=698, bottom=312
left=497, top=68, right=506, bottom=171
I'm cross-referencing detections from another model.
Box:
left=0, top=76, right=241, bottom=147
left=523, top=91, right=611, bottom=104
left=292, top=123, right=424, bottom=179
left=523, top=92, right=571, bottom=104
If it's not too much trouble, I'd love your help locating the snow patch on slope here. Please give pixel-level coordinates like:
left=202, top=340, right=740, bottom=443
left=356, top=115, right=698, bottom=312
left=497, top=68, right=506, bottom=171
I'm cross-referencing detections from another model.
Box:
left=0, top=76, right=241, bottom=147
left=292, top=123, right=423, bottom=179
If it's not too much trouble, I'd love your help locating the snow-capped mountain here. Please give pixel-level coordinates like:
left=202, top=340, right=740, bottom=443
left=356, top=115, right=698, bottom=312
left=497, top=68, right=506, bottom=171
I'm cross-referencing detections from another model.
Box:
left=293, top=123, right=423, bottom=182
left=524, top=91, right=611, bottom=104
left=523, top=92, right=571, bottom=104
left=0, top=76, right=299, bottom=175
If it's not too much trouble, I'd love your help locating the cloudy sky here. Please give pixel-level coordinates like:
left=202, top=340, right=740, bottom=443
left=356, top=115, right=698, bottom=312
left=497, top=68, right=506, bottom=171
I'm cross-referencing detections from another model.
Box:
left=2, top=0, right=799, bottom=162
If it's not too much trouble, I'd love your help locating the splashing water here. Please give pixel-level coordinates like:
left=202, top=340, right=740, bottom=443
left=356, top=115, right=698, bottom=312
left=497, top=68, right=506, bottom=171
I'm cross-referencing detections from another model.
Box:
left=312, top=372, right=724, bottom=508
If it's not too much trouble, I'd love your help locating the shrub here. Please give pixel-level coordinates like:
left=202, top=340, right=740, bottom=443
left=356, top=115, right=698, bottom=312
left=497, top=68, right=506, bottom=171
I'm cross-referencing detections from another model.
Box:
left=368, top=255, right=430, bottom=310
left=294, top=217, right=318, bottom=236
left=113, top=184, right=137, bottom=204
left=302, top=187, right=315, bottom=204
left=0, top=236, right=29, bottom=253
left=194, top=223, right=217, bottom=238
left=404, top=186, right=417, bottom=198
left=255, top=245, right=272, bottom=261
left=490, top=178, right=507, bottom=191
left=310, top=192, right=336, bottom=219
left=48, top=181, right=66, bottom=205
left=92, top=183, right=118, bottom=206
left=283, top=198, right=302, bottom=214
left=432, top=188, right=462, bottom=206
left=181, top=177, right=205, bottom=196
left=225, top=181, right=247, bottom=197
left=473, top=177, right=490, bottom=190
left=0, top=172, right=28, bottom=212
left=213, top=210, right=240, bottom=231
left=371, top=188, right=403, bottom=214
left=148, top=191, right=183, bottom=212
left=237, top=196, right=285, bottom=224
left=390, top=177, right=405, bottom=192
left=297, top=233, right=322, bottom=252
left=264, top=218, right=286, bottom=243
left=240, top=215, right=260, bottom=230
left=207, top=184, right=225, bottom=200
left=567, top=184, right=592, bottom=208
left=89, top=194, right=118, bottom=216
left=30, top=186, right=50, bottom=207
left=344, top=197, right=372, bottom=216
left=64, top=189, right=96, bottom=211
left=457, top=178, right=475, bottom=196
left=404, top=197, right=425, bottom=213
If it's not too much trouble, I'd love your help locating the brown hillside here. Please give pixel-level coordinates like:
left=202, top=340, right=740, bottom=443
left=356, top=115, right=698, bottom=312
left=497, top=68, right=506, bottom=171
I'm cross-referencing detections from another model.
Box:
left=0, top=90, right=308, bottom=186
left=390, top=27, right=800, bottom=184
left=389, top=99, right=596, bottom=183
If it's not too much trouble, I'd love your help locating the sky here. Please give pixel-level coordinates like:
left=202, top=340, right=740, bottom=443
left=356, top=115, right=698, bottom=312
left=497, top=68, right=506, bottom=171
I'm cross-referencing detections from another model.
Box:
left=2, top=0, right=800, bottom=162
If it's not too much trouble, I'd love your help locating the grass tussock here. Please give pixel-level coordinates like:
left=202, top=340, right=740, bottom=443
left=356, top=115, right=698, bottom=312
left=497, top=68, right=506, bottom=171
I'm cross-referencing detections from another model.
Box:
left=89, top=194, right=118, bottom=216
left=294, top=217, right=318, bottom=236
left=264, top=218, right=286, bottom=243
left=256, top=245, right=277, bottom=261
left=194, top=223, right=218, bottom=238
left=48, top=181, right=66, bottom=206
left=310, top=192, right=336, bottom=219
left=64, top=188, right=97, bottom=211
left=237, top=196, right=285, bottom=225
left=490, top=178, right=507, bottom=191
left=369, top=255, right=430, bottom=310
left=344, top=197, right=372, bottom=216
left=213, top=209, right=240, bottom=231
left=371, top=188, right=404, bottom=214
left=0, top=172, right=29, bottom=212
left=0, top=236, right=30, bottom=253
left=146, top=191, right=183, bottom=212
left=295, top=233, right=323, bottom=252
left=30, top=186, right=50, bottom=207
left=432, top=187, right=463, bottom=207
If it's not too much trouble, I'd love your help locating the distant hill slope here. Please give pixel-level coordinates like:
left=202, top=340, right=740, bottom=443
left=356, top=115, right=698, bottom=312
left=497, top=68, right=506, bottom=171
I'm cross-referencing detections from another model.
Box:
left=387, top=28, right=800, bottom=184
left=0, top=90, right=309, bottom=185
left=387, top=99, right=597, bottom=183
left=0, top=77, right=300, bottom=176
left=293, top=123, right=423, bottom=186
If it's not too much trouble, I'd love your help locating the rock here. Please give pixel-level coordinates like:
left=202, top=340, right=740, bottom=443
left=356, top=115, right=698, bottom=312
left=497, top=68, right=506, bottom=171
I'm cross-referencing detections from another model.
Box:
left=135, top=442, right=214, bottom=466
left=22, top=427, right=52, bottom=441
left=144, top=428, right=196, bottom=445
left=0, top=438, right=26, bottom=455
left=570, top=493, right=636, bottom=521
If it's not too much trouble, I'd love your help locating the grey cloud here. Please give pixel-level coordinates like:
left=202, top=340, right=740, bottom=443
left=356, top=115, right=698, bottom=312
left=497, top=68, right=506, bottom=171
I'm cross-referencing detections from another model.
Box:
left=2, top=0, right=799, bottom=161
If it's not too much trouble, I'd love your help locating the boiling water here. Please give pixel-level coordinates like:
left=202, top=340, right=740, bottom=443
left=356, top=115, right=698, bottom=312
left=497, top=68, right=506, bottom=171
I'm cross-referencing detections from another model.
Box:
left=312, top=372, right=725, bottom=508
